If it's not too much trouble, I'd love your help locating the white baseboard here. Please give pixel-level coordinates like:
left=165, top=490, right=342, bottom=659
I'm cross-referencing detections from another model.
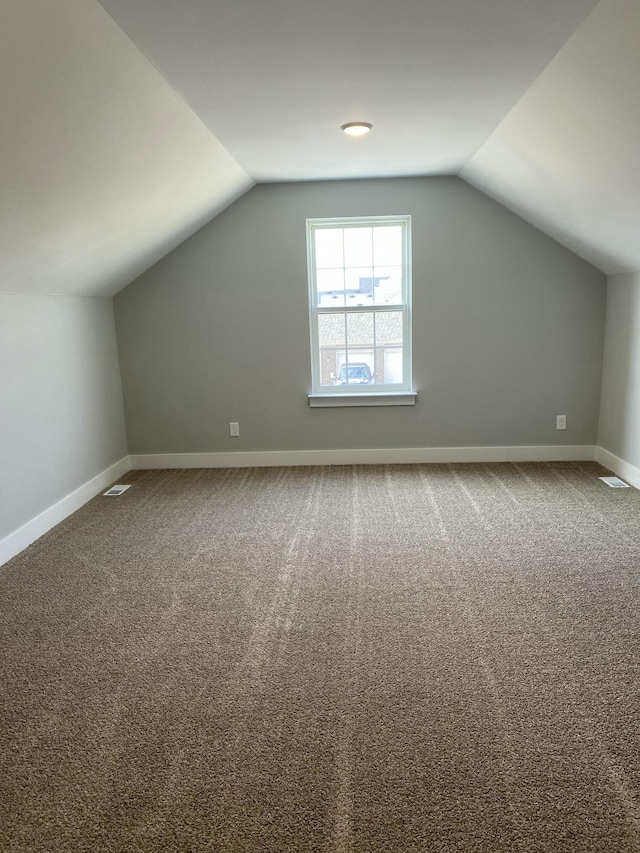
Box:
left=595, top=447, right=640, bottom=490
left=130, top=445, right=597, bottom=470
left=0, top=456, right=131, bottom=567
left=3, top=445, right=610, bottom=567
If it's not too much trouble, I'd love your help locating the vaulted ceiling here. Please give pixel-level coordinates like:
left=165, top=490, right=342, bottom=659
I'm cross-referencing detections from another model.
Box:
left=2, top=0, right=638, bottom=296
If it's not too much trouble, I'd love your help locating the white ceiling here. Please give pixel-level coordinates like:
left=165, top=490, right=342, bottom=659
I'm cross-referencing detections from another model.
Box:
left=96, top=0, right=599, bottom=182
left=3, top=0, right=640, bottom=297
left=0, top=0, right=252, bottom=297
left=462, top=0, right=640, bottom=275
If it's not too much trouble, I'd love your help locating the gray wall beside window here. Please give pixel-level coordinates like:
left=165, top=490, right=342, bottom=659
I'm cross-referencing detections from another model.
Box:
left=115, top=177, right=606, bottom=454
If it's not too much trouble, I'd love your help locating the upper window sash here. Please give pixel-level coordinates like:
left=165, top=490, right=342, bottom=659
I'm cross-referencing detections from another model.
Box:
left=307, top=215, right=410, bottom=311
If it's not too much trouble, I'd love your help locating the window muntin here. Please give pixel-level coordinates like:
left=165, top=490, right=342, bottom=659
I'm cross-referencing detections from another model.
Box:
left=308, top=216, right=411, bottom=394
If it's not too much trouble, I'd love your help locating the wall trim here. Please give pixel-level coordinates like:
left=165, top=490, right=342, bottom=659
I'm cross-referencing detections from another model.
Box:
left=6, top=444, right=622, bottom=568
left=130, top=445, right=597, bottom=470
left=0, top=456, right=131, bottom=567
left=595, top=446, right=640, bottom=489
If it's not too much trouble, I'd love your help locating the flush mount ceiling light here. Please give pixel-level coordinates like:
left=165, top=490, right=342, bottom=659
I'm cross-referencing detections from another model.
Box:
left=341, top=122, right=372, bottom=137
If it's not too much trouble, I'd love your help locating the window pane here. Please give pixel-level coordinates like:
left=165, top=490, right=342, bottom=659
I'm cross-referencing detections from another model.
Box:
left=344, top=227, right=373, bottom=268
left=381, top=347, right=403, bottom=384
left=341, top=313, right=375, bottom=386
left=347, top=311, right=374, bottom=345
left=316, top=268, right=345, bottom=307
left=335, top=350, right=375, bottom=386
left=372, top=225, right=402, bottom=267
left=374, top=311, right=404, bottom=384
left=345, top=267, right=374, bottom=306
left=315, top=228, right=344, bottom=269
left=373, top=265, right=403, bottom=306
left=318, top=313, right=346, bottom=386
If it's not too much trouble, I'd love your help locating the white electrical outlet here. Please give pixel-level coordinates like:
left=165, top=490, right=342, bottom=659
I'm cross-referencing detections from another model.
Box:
left=556, top=415, right=567, bottom=430
left=229, top=422, right=240, bottom=437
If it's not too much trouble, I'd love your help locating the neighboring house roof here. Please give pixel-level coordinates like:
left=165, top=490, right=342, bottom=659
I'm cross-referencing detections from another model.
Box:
left=1, top=0, right=638, bottom=297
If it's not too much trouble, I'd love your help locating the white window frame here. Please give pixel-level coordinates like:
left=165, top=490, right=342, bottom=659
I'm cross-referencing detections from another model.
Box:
left=306, top=215, right=415, bottom=407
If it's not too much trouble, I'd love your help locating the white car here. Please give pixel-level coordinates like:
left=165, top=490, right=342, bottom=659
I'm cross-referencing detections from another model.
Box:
left=335, top=363, right=373, bottom=385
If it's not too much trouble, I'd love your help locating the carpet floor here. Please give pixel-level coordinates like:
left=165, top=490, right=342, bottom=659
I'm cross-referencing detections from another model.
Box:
left=1, top=461, right=639, bottom=852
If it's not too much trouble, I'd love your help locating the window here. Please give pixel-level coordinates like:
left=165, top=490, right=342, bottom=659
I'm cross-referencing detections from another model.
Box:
left=307, top=215, right=414, bottom=406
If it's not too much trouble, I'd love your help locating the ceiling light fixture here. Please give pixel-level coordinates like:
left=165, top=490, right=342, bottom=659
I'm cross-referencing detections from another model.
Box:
left=341, top=122, right=372, bottom=137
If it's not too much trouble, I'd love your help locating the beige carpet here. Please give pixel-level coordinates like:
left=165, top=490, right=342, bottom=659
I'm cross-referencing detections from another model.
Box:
left=1, top=462, right=639, bottom=852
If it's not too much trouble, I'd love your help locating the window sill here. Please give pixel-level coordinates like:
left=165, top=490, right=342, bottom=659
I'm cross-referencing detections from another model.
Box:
left=308, top=392, right=417, bottom=408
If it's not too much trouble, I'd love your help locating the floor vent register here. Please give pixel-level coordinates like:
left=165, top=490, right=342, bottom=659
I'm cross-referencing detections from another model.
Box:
left=103, top=485, right=131, bottom=496
left=599, top=476, right=630, bottom=488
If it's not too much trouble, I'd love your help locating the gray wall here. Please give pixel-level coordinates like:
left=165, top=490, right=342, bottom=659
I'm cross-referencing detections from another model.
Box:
left=0, top=295, right=128, bottom=540
left=598, top=273, right=640, bottom=469
left=115, top=177, right=606, bottom=454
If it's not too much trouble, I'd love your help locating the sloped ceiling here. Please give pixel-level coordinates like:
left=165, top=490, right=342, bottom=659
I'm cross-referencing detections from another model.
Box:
left=3, top=0, right=639, bottom=297
left=0, top=0, right=252, bottom=296
left=463, top=0, right=640, bottom=275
